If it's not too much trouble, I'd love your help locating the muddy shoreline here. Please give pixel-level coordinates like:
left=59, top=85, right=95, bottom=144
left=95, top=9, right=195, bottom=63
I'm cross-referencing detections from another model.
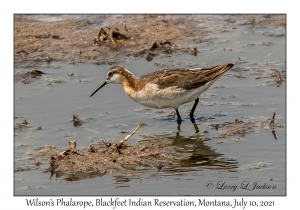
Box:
left=14, top=14, right=285, bottom=69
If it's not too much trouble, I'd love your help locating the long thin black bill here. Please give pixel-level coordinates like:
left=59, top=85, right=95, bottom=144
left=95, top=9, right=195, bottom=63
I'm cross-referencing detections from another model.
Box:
left=90, top=81, right=107, bottom=97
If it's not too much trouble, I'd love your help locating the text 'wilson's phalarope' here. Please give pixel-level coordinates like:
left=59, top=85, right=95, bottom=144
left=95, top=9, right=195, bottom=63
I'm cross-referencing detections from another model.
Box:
left=90, top=63, right=234, bottom=133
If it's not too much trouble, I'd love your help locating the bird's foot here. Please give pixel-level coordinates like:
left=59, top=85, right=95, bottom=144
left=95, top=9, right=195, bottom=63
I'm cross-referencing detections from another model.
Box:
left=176, top=123, right=181, bottom=133
left=193, top=123, right=199, bottom=133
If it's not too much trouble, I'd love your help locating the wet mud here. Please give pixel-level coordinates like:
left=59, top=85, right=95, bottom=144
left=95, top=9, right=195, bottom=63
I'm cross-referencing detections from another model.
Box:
left=49, top=138, right=180, bottom=181
left=210, top=113, right=283, bottom=139
left=14, top=119, right=42, bottom=131
left=14, top=15, right=199, bottom=69
left=14, top=69, right=44, bottom=84
left=14, top=14, right=285, bottom=69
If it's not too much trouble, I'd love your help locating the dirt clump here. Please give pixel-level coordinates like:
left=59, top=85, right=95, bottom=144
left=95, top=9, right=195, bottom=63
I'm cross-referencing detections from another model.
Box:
left=14, top=69, right=44, bottom=84
left=47, top=123, right=180, bottom=180
left=49, top=139, right=180, bottom=181
left=210, top=114, right=282, bottom=139
left=14, top=120, right=31, bottom=130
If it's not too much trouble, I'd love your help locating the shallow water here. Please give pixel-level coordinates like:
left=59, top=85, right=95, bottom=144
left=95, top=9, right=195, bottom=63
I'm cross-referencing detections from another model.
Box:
left=14, top=15, right=286, bottom=196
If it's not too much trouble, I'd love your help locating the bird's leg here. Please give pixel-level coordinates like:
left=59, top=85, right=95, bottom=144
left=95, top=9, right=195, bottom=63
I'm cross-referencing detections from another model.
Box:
left=189, top=98, right=199, bottom=133
left=189, top=98, right=199, bottom=122
left=175, top=109, right=182, bottom=132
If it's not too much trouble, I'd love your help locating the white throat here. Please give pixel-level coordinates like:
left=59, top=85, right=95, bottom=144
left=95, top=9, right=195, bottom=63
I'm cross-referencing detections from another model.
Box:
left=107, top=73, right=122, bottom=84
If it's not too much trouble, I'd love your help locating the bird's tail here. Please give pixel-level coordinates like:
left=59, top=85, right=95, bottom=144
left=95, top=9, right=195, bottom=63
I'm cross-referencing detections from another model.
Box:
left=199, top=63, right=234, bottom=80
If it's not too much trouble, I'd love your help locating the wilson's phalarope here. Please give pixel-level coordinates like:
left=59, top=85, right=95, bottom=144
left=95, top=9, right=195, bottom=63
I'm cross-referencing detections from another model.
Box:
left=90, top=63, right=234, bottom=133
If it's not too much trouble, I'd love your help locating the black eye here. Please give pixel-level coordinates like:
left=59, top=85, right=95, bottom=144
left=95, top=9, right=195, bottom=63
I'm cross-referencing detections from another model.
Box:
left=108, top=72, right=113, bottom=77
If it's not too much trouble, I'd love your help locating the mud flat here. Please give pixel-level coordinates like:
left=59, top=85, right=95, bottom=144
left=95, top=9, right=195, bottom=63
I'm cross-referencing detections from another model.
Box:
left=14, top=14, right=285, bottom=69
left=14, top=15, right=202, bottom=69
